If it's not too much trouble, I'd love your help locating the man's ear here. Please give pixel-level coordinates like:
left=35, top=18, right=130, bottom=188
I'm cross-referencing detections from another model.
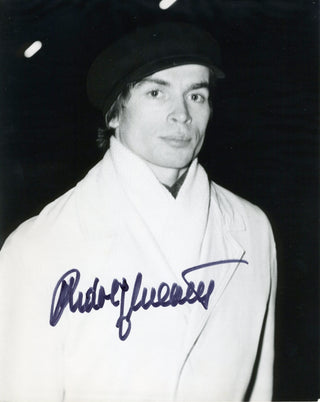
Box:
left=106, top=115, right=119, bottom=129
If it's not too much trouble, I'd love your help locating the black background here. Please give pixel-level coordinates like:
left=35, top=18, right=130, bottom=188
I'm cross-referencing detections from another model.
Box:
left=0, top=1, right=318, bottom=400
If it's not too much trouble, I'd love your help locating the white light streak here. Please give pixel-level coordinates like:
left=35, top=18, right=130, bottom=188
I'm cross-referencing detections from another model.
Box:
left=159, top=0, right=178, bottom=10
left=24, top=41, right=42, bottom=58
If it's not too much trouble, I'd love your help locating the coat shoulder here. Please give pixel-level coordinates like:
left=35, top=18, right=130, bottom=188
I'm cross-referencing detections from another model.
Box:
left=210, top=181, right=274, bottom=238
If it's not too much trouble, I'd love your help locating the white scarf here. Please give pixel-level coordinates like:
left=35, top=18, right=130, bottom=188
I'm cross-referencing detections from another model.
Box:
left=62, top=136, right=245, bottom=401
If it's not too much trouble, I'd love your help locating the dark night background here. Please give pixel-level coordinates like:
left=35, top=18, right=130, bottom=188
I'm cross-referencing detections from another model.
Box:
left=0, top=0, right=318, bottom=400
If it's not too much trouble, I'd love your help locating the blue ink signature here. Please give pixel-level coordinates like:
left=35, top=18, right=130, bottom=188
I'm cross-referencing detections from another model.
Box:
left=50, top=259, right=248, bottom=341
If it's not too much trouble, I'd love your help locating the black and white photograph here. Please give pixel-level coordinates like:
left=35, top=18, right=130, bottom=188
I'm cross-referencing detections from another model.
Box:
left=0, top=1, right=318, bottom=401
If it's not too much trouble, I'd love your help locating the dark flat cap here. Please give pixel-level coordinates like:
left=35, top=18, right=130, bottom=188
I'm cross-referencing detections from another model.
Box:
left=87, top=22, right=225, bottom=115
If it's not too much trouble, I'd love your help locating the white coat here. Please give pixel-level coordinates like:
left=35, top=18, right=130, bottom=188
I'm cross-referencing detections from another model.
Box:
left=0, top=137, right=277, bottom=402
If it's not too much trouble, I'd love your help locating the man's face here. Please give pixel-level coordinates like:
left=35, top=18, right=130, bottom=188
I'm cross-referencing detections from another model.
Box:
left=110, top=64, right=211, bottom=170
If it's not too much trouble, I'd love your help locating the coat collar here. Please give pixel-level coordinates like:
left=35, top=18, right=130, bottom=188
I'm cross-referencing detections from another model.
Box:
left=211, top=181, right=247, bottom=232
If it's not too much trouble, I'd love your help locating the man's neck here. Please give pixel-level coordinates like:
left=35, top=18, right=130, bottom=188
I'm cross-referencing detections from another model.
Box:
left=145, top=162, right=188, bottom=187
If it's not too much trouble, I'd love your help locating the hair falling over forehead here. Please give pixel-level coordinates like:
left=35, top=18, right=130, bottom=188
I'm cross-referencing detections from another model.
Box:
left=105, top=82, right=137, bottom=128
left=96, top=82, right=136, bottom=150
left=96, top=68, right=217, bottom=152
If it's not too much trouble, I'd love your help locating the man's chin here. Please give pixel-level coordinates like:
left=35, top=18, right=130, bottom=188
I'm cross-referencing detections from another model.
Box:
left=153, top=157, right=195, bottom=170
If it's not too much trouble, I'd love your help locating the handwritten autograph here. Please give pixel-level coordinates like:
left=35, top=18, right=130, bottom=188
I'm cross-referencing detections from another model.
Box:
left=50, top=259, right=248, bottom=340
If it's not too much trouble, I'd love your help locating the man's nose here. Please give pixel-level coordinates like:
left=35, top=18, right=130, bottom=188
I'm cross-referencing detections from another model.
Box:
left=168, top=97, right=192, bottom=124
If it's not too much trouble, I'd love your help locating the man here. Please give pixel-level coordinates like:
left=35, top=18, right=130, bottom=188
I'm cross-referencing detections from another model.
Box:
left=0, top=22, right=277, bottom=401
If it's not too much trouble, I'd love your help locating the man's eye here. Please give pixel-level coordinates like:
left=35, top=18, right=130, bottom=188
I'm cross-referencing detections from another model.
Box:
left=147, top=89, right=162, bottom=98
left=190, top=93, right=205, bottom=103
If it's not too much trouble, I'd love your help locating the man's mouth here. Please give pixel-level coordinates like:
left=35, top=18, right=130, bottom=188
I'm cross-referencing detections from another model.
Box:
left=160, top=136, right=191, bottom=147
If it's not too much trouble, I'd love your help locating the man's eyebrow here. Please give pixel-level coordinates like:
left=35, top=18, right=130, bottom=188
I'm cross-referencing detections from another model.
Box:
left=188, top=82, right=210, bottom=91
left=137, top=78, right=170, bottom=87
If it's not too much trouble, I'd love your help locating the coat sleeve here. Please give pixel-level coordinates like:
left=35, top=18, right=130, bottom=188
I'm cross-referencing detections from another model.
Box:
left=0, top=229, right=66, bottom=402
left=249, top=223, right=277, bottom=401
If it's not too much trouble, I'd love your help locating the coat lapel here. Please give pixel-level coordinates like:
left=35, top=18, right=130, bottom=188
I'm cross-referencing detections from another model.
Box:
left=179, top=184, right=248, bottom=363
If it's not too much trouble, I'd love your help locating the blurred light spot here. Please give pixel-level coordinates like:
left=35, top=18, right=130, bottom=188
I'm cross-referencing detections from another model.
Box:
left=24, top=41, right=42, bottom=58
left=159, top=0, right=178, bottom=10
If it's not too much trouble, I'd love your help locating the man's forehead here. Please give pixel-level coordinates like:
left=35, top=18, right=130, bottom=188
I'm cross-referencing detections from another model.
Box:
left=140, top=64, right=210, bottom=86
left=149, top=64, right=210, bottom=78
